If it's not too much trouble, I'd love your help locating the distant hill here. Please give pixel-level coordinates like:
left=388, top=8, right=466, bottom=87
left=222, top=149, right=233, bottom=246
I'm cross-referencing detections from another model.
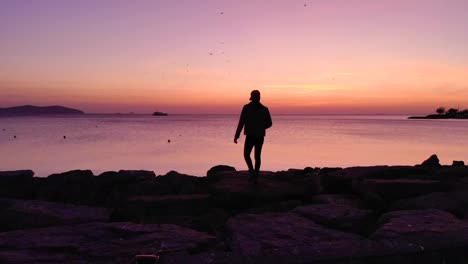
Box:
left=0, top=105, right=85, bottom=116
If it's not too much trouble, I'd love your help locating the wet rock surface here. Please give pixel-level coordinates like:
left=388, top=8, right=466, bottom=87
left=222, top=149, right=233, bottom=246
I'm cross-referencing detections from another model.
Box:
left=390, top=192, right=467, bottom=217
left=0, top=222, right=215, bottom=264
left=372, top=209, right=468, bottom=240
left=0, top=198, right=111, bottom=231
left=227, top=212, right=374, bottom=263
left=292, top=203, right=372, bottom=232
left=371, top=209, right=468, bottom=254
left=2, top=156, right=468, bottom=263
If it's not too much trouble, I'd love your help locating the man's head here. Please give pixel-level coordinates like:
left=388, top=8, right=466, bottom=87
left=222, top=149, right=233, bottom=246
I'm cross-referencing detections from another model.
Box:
left=250, top=90, right=261, bottom=102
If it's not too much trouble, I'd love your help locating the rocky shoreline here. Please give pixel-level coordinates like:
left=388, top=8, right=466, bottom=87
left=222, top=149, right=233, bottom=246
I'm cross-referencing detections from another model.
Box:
left=1, top=155, right=468, bottom=263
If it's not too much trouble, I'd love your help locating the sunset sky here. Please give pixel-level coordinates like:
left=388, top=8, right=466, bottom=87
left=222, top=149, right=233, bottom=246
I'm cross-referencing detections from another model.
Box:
left=1, top=0, right=467, bottom=114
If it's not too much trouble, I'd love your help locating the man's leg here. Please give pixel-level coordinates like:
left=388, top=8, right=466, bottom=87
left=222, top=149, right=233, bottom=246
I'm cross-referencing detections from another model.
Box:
left=244, top=135, right=255, bottom=173
left=253, top=136, right=265, bottom=179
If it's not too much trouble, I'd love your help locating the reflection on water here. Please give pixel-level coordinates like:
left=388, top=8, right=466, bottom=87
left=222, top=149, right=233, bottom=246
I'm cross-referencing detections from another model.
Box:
left=1, top=114, right=467, bottom=177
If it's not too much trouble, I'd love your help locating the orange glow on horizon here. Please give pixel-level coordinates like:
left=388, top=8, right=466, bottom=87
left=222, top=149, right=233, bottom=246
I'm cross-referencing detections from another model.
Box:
left=1, top=1, right=467, bottom=114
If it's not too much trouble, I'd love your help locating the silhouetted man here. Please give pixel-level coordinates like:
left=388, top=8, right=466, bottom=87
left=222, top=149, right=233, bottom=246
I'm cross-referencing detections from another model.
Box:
left=234, top=90, right=272, bottom=183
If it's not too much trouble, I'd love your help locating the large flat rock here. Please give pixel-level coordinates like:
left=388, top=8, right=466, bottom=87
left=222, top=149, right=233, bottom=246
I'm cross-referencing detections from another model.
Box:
left=0, top=198, right=111, bottom=231
left=321, top=166, right=390, bottom=193
left=36, top=170, right=95, bottom=204
left=209, top=171, right=316, bottom=209
left=310, top=194, right=360, bottom=206
left=0, top=170, right=34, bottom=180
left=292, top=203, right=372, bottom=232
left=0, top=170, right=34, bottom=198
left=321, top=166, right=438, bottom=193
left=156, top=171, right=208, bottom=194
left=227, top=212, right=379, bottom=263
left=96, top=170, right=156, bottom=185
left=113, top=194, right=211, bottom=221
left=390, top=192, right=466, bottom=217
left=227, top=210, right=468, bottom=263
left=0, top=222, right=215, bottom=264
left=372, top=209, right=468, bottom=252
left=354, top=179, right=442, bottom=204
left=206, top=165, right=236, bottom=180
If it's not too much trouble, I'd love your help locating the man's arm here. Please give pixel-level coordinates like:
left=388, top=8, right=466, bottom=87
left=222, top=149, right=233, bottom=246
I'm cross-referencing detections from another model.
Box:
left=265, top=108, right=272, bottom=129
left=234, top=107, right=245, bottom=143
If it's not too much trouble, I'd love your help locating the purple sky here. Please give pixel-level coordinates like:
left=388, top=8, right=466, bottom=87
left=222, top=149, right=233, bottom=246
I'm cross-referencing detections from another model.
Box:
left=1, top=0, right=468, bottom=114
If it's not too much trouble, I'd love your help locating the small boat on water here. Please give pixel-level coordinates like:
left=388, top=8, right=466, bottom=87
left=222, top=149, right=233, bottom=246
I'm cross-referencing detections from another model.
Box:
left=152, top=111, right=168, bottom=116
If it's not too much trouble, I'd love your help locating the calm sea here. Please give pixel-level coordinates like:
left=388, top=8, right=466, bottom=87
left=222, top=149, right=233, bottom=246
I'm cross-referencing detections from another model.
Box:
left=1, top=114, right=467, bottom=177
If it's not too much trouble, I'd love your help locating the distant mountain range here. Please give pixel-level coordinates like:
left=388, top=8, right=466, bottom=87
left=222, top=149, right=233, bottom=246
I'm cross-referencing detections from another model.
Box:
left=0, top=105, right=85, bottom=116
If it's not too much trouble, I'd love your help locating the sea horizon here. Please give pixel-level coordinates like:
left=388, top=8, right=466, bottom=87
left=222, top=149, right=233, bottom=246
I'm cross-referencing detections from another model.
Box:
left=2, top=114, right=467, bottom=177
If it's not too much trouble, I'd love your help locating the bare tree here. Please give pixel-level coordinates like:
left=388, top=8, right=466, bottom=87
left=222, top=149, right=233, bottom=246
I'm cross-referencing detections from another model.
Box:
left=436, top=107, right=445, bottom=115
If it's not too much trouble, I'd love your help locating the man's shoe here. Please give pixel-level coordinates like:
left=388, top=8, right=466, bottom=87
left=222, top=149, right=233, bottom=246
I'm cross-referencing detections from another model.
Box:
left=248, top=170, right=255, bottom=182
left=253, top=171, right=259, bottom=184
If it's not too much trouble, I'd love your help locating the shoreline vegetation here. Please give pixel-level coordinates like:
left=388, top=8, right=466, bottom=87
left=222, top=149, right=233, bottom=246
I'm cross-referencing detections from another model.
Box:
left=2, top=155, right=468, bottom=263
left=409, top=107, right=468, bottom=119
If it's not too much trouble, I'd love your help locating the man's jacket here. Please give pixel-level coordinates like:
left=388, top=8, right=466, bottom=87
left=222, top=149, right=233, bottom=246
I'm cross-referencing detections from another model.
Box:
left=235, top=101, right=272, bottom=138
